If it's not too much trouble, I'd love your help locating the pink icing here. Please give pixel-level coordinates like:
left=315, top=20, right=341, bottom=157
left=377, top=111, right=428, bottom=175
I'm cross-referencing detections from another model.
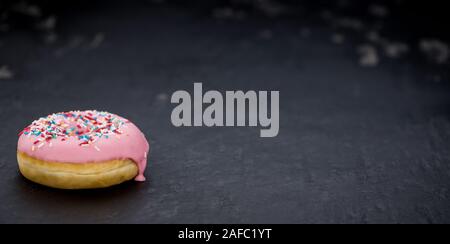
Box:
left=17, top=111, right=149, bottom=181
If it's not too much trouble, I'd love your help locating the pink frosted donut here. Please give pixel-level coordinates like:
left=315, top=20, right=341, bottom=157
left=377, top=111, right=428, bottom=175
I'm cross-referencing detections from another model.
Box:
left=17, top=110, right=149, bottom=189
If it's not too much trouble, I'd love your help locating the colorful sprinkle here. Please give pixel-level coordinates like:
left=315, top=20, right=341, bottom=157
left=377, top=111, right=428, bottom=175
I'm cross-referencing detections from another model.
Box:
left=19, top=110, right=128, bottom=151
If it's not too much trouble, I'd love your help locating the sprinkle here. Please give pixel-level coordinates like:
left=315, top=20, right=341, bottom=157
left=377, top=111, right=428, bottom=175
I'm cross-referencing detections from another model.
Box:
left=31, top=146, right=35, bottom=151
left=79, top=141, right=89, bottom=146
left=144, top=152, right=147, bottom=158
left=19, top=110, right=127, bottom=150
left=94, top=145, right=100, bottom=151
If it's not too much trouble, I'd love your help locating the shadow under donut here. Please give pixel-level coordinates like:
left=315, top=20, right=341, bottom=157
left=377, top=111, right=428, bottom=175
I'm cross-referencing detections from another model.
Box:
left=11, top=173, right=151, bottom=223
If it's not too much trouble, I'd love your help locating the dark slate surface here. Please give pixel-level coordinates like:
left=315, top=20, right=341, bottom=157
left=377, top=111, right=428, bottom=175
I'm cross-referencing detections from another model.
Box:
left=0, top=1, right=450, bottom=223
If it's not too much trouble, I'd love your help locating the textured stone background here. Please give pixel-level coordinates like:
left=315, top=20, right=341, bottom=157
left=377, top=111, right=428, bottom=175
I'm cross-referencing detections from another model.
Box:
left=0, top=0, right=449, bottom=223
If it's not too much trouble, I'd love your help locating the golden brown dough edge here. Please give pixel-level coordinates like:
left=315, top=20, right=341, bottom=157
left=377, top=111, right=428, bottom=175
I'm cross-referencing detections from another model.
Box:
left=17, top=152, right=138, bottom=189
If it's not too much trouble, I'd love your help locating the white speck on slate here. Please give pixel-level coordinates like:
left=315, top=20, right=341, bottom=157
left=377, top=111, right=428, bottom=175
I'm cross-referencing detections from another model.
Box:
left=419, top=39, right=449, bottom=64
left=0, top=66, right=14, bottom=79
left=357, top=44, right=379, bottom=67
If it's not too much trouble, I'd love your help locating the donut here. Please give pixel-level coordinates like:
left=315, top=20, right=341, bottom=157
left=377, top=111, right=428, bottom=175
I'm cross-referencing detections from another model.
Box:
left=17, top=110, right=149, bottom=189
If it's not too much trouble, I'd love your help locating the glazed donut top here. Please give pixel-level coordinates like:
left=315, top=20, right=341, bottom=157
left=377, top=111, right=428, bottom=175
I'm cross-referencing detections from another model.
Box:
left=18, top=110, right=149, bottom=181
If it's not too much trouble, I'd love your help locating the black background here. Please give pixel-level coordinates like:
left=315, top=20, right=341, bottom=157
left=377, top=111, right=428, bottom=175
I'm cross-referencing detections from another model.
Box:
left=0, top=0, right=450, bottom=223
